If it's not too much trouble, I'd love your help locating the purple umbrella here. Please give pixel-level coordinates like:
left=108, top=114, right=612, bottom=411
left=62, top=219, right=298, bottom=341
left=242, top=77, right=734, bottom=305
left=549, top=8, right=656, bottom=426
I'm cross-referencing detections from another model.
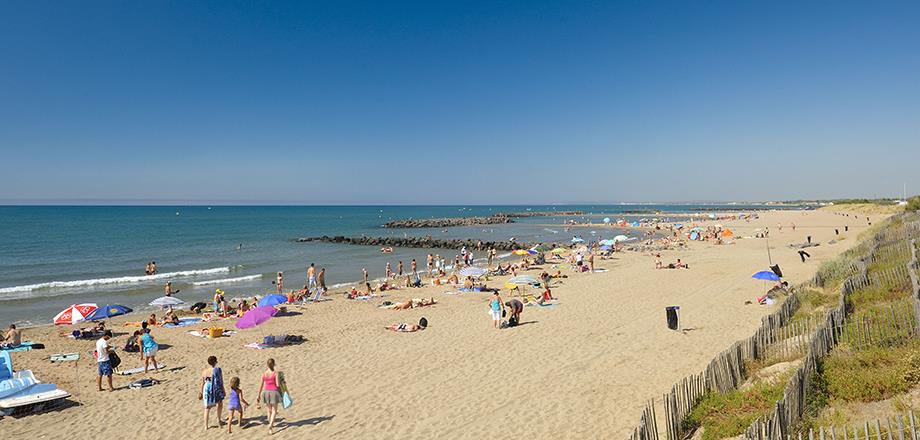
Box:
left=235, top=306, right=278, bottom=329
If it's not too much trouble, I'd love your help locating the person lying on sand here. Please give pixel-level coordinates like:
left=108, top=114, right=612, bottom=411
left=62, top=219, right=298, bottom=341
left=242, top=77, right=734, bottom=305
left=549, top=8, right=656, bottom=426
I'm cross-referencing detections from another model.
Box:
left=163, top=308, right=180, bottom=325
left=662, top=259, right=689, bottom=269
left=385, top=318, right=428, bottom=332
left=393, top=298, right=437, bottom=310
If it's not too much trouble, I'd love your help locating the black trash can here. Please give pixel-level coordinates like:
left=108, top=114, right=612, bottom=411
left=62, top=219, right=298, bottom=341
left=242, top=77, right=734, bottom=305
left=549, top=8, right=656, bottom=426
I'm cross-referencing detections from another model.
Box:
left=666, top=306, right=680, bottom=330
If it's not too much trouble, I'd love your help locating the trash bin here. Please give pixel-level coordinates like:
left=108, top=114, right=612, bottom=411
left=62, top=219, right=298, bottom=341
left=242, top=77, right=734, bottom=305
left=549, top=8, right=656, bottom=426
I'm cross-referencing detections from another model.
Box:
left=666, top=306, right=680, bottom=330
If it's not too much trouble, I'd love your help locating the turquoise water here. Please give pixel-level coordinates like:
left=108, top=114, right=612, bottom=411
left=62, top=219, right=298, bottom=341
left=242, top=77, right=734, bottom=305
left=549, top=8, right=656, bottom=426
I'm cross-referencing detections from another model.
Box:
left=0, top=204, right=784, bottom=326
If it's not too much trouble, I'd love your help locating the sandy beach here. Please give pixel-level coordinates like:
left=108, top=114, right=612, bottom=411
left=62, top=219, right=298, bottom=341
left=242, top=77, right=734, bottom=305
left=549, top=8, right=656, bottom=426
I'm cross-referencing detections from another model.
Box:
left=2, top=209, right=888, bottom=439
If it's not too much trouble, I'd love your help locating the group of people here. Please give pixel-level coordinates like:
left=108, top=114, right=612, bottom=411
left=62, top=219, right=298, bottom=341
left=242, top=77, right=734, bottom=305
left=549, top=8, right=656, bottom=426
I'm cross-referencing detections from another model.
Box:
left=144, top=261, right=158, bottom=276
left=199, top=356, right=289, bottom=434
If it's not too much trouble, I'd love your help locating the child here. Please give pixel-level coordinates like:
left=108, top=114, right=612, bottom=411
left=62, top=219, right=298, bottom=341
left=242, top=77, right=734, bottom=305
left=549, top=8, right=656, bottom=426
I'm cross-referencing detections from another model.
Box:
left=226, top=376, right=249, bottom=433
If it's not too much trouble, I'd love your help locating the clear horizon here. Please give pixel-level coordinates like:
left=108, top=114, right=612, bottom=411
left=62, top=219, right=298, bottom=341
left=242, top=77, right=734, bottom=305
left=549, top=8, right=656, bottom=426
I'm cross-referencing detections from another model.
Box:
left=2, top=1, right=918, bottom=203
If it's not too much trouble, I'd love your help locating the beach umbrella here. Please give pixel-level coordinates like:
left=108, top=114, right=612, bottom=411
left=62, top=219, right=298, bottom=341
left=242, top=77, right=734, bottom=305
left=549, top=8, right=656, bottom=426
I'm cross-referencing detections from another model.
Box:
left=599, top=239, right=615, bottom=246
left=571, top=237, right=585, bottom=243
left=599, top=245, right=612, bottom=251
left=149, top=296, right=184, bottom=307
left=512, top=249, right=530, bottom=255
left=613, top=235, right=629, bottom=242
left=258, top=294, right=289, bottom=307
left=84, top=304, right=133, bottom=321
left=235, top=306, right=278, bottom=329
left=721, top=229, right=734, bottom=237
left=509, top=275, right=540, bottom=285
left=603, top=217, right=611, bottom=223
left=752, top=271, right=781, bottom=281
left=459, top=267, right=487, bottom=277
left=53, top=303, right=98, bottom=325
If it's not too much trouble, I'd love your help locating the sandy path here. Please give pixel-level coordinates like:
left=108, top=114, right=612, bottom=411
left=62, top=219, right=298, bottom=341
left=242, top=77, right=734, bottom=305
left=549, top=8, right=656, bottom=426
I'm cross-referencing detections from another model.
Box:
left=2, top=209, right=884, bottom=439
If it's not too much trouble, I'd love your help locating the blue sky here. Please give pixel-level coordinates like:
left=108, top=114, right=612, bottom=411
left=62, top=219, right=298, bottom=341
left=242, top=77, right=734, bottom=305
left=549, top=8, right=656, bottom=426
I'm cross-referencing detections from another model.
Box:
left=1, top=1, right=918, bottom=204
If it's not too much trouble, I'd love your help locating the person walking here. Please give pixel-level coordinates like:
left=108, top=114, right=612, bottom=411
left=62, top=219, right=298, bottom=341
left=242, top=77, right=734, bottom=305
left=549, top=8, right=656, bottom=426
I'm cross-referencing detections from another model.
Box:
left=317, top=267, right=326, bottom=291
left=257, top=358, right=285, bottom=435
left=200, top=355, right=226, bottom=430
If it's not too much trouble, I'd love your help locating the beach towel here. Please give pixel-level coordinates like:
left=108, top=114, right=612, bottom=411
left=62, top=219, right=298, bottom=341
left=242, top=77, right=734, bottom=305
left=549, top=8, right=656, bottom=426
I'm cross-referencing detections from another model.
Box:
left=244, top=342, right=271, bottom=350
left=206, top=367, right=225, bottom=406
left=188, top=330, right=237, bottom=338
left=0, top=341, right=37, bottom=353
left=162, top=317, right=203, bottom=328
left=593, top=268, right=609, bottom=273
left=117, top=364, right=166, bottom=376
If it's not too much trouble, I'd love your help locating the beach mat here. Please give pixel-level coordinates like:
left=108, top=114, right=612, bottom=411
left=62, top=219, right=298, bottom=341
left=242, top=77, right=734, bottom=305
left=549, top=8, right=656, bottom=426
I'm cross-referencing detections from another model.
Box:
left=117, top=364, right=167, bottom=376
left=1, top=341, right=37, bottom=353
left=50, top=352, right=80, bottom=363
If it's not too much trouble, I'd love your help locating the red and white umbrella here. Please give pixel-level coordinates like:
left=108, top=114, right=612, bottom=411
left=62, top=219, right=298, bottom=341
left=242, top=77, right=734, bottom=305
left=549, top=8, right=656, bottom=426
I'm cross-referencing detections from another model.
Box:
left=53, top=303, right=98, bottom=325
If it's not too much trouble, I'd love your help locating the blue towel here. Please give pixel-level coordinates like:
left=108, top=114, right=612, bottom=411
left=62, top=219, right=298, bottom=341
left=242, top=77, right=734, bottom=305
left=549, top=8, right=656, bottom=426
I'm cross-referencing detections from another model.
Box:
left=0, top=341, right=35, bottom=353
left=206, top=367, right=225, bottom=405
left=162, top=318, right=202, bottom=328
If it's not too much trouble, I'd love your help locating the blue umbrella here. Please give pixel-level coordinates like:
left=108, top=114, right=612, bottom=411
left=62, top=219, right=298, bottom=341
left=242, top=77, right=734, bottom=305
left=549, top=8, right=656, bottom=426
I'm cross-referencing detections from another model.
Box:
left=85, top=304, right=133, bottom=321
left=258, top=294, right=289, bottom=307
left=752, top=271, right=781, bottom=281
left=599, top=245, right=612, bottom=251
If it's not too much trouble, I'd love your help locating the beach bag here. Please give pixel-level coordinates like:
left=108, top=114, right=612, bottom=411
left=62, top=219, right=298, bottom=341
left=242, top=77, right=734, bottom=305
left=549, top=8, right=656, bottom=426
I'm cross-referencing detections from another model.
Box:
left=109, top=352, right=122, bottom=369
left=129, top=378, right=159, bottom=389
left=282, top=391, right=293, bottom=409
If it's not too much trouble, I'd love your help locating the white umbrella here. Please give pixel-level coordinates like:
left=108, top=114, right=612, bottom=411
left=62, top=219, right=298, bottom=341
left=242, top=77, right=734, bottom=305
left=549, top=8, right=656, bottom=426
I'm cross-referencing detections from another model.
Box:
left=613, top=235, right=629, bottom=242
left=459, top=267, right=487, bottom=277
left=149, top=296, right=184, bottom=307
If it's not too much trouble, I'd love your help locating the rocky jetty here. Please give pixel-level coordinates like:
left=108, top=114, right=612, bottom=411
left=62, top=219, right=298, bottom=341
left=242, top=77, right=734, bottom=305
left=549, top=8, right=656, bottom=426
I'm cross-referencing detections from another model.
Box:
left=383, top=216, right=514, bottom=228
left=495, top=211, right=585, bottom=217
left=297, top=235, right=541, bottom=251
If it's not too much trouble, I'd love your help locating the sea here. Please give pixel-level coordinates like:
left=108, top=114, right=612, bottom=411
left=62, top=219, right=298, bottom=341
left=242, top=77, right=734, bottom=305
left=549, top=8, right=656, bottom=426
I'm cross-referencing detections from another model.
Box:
left=0, top=204, right=791, bottom=326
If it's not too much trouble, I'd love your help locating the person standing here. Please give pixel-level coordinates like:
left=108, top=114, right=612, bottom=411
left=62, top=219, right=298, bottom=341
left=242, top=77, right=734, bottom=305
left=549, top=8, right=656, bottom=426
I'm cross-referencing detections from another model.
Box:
left=275, top=272, right=284, bottom=293
left=487, top=248, right=494, bottom=269
left=257, top=358, right=285, bottom=435
left=96, top=330, right=115, bottom=392
left=489, top=291, right=505, bottom=329
left=164, top=282, right=176, bottom=296
left=426, top=254, right=433, bottom=276
left=150, top=262, right=157, bottom=275
left=397, top=261, right=404, bottom=277
left=140, top=326, right=159, bottom=373
left=588, top=252, right=595, bottom=273
left=385, top=262, right=392, bottom=279
left=317, top=267, right=326, bottom=291
left=200, top=355, right=226, bottom=430
left=362, top=267, right=369, bottom=285
left=410, top=259, right=417, bottom=274
left=307, top=263, right=317, bottom=290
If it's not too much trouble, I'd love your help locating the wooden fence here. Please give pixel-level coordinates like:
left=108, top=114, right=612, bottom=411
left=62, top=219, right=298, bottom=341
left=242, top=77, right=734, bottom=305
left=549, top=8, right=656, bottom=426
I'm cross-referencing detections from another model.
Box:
left=743, top=214, right=920, bottom=440
left=797, top=411, right=920, bottom=440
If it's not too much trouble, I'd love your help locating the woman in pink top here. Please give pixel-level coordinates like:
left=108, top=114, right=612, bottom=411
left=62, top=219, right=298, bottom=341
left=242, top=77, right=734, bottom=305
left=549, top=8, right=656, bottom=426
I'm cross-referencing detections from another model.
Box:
left=256, top=358, right=284, bottom=434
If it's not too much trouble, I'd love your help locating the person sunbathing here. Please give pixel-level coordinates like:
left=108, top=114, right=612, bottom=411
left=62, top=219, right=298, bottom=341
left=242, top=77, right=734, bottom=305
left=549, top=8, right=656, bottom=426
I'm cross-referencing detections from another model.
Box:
left=385, top=318, right=428, bottom=332
left=163, top=310, right=180, bottom=325
left=463, top=277, right=474, bottom=289
left=146, top=314, right=158, bottom=326
left=393, top=297, right=437, bottom=310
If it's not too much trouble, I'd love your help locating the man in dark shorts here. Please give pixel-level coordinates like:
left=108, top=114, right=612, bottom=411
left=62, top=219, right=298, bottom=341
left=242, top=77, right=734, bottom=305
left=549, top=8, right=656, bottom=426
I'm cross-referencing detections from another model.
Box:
left=504, top=299, right=524, bottom=327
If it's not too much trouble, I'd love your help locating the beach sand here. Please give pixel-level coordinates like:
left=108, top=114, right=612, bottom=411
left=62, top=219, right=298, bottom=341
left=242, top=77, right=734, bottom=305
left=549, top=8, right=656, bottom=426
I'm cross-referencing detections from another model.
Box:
left=2, top=209, right=887, bottom=439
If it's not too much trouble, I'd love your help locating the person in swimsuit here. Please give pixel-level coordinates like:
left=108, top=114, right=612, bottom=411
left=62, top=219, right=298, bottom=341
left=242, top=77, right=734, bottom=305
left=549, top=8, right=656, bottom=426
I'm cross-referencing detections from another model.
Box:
left=225, top=376, right=250, bottom=433
left=275, top=272, right=284, bottom=293
left=199, top=355, right=226, bottom=430
left=317, top=267, right=326, bottom=291
left=257, top=358, right=284, bottom=435
left=1, top=324, right=21, bottom=348
left=164, top=282, right=177, bottom=296
left=307, top=263, right=316, bottom=290
left=489, top=291, right=505, bottom=329
left=141, top=328, right=159, bottom=373
left=385, top=317, right=428, bottom=332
